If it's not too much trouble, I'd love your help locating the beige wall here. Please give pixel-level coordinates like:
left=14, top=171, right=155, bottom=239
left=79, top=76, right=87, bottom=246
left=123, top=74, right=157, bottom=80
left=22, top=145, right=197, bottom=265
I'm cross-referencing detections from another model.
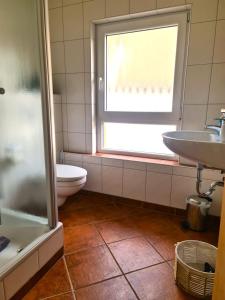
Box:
left=49, top=0, right=225, bottom=215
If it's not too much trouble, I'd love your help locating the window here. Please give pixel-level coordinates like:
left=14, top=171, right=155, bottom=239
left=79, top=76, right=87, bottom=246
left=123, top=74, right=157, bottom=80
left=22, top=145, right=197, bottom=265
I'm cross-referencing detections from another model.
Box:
left=96, top=11, right=188, bottom=159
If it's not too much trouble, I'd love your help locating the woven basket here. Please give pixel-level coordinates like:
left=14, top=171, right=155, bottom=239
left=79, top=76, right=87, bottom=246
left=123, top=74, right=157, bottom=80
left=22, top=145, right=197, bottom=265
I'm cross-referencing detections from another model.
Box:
left=175, top=240, right=217, bottom=299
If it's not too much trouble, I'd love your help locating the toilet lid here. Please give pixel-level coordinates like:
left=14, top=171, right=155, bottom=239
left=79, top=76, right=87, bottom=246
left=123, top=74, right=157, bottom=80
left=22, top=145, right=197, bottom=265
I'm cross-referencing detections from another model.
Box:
left=56, top=164, right=87, bottom=182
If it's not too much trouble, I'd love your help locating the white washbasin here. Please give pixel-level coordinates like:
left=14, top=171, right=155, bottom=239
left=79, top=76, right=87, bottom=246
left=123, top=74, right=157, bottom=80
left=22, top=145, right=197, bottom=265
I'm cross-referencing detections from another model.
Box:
left=163, top=131, right=225, bottom=170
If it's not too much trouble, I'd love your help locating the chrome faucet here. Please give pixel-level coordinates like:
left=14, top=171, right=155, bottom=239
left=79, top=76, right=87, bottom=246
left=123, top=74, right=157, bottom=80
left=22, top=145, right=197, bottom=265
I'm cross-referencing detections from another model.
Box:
left=205, top=125, right=221, bottom=135
left=206, top=109, right=225, bottom=140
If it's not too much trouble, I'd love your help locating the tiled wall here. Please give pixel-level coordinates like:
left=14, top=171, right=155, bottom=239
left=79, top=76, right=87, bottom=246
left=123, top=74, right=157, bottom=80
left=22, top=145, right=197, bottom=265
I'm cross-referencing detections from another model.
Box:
left=49, top=0, right=225, bottom=153
left=63, top=152, right=223, bottom=216
left=49, top=0, right=225, bottom=215
left=53, top=94, right=64, bottom=161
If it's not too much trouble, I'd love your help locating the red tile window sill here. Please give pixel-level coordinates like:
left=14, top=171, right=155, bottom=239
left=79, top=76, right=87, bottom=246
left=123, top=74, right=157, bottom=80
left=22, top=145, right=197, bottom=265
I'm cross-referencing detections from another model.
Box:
left=92, top=152, right=179, bottom=166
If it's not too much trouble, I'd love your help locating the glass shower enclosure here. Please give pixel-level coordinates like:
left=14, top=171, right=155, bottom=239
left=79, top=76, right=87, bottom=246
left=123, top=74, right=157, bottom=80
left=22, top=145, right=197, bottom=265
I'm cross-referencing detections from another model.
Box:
left=0, top=0, right=57, bottom=272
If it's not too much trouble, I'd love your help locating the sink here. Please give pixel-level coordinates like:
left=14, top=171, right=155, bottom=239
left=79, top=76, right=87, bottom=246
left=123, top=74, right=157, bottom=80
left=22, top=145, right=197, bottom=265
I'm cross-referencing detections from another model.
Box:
left=162, top=131, right=225, bottom=170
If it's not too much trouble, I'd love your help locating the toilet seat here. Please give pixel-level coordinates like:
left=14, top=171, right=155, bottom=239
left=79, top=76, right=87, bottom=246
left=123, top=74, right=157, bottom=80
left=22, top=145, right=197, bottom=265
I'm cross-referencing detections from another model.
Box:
left=56, top=164, right=87, bottom=182
left=57, top=177, right=86, bottom=187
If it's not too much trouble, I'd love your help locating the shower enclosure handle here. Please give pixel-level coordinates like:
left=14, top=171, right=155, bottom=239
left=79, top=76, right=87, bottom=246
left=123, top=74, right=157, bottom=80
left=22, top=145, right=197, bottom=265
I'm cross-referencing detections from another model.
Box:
left=0, top=87, right=5, bottom=94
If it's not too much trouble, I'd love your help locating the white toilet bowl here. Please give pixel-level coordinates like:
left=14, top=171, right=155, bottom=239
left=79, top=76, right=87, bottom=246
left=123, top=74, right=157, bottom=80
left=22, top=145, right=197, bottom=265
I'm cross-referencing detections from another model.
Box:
left=56, top=164, right=87, bottom=207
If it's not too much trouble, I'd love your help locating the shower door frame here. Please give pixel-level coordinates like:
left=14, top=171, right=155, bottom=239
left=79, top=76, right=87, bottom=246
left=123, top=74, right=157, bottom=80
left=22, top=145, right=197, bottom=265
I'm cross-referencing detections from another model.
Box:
left=36, top=0, right=58, bottom=229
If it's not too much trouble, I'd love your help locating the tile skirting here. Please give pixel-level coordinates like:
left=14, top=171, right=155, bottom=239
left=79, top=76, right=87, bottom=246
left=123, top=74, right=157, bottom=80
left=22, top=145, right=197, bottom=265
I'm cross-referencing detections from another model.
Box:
left=11, top=247, right=64, bottom=300
left=63, top=151, right=223, bottom=217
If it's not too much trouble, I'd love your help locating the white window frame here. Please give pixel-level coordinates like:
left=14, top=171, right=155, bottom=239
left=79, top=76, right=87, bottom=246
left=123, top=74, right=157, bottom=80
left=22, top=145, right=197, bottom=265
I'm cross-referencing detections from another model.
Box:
left=96, top=11, right=189, bottom=159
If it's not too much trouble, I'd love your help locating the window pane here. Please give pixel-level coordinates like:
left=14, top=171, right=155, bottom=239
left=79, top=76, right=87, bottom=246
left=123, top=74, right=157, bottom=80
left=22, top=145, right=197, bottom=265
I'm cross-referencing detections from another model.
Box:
left=103, top=123, right=176, bottom=156
left=106, top=26, right=178, bottom=112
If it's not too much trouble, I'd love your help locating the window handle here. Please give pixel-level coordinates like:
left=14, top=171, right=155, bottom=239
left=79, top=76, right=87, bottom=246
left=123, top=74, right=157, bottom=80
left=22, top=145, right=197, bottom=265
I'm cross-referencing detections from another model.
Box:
left=98, top=77, right=103, bottom=90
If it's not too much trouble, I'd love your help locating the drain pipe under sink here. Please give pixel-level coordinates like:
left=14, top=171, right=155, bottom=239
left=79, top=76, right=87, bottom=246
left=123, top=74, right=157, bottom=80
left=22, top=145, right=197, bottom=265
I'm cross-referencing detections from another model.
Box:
left=196, top=163, right=224, bottom=197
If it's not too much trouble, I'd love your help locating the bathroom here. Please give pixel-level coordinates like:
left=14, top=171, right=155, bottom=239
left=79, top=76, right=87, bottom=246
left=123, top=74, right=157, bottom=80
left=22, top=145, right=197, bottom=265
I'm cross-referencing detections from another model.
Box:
left=0, top=0, right=225, bottom=299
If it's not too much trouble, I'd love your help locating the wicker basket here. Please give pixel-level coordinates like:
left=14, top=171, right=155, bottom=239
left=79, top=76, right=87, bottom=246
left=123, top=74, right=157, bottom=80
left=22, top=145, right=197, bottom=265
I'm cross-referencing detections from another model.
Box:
left=175, top=240, right=217, bottom=299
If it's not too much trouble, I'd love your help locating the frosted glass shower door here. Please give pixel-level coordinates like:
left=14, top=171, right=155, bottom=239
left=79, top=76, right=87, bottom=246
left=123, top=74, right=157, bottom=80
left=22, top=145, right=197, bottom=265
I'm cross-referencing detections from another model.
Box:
left=0, top=0, right=54, bottom=226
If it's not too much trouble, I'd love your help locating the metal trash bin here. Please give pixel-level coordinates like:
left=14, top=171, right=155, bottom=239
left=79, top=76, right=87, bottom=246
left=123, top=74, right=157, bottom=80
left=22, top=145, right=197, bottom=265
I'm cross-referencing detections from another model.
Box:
left=186, top=195, right=212, bottom=231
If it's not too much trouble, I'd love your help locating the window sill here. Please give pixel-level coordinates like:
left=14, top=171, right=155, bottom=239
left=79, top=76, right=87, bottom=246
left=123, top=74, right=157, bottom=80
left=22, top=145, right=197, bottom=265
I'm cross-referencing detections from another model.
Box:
left=93, top=152, right=179, bottom=167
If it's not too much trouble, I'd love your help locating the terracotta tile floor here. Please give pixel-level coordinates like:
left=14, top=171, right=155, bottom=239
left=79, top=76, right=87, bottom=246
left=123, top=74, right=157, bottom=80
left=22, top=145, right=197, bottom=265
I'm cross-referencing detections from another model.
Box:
left=23, top=191, right=219, bottom=300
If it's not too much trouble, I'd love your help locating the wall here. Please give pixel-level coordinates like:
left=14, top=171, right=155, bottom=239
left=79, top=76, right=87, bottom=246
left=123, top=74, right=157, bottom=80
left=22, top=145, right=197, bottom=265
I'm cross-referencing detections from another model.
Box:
left=48, top=0, right=225, bottom=215
left=63, top=152, right=223, bottom=216
left=53, top=94, right=63, bottom=161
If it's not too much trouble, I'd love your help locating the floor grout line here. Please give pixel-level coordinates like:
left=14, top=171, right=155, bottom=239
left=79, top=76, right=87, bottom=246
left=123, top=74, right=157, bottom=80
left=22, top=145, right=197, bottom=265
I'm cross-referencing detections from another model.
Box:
left=72, top=274, right=124, bottom=291
left=60, top=194, right=218, bottom=295
left=93, top=223, right=141, bottom=300
left=41, top=291, right=75, bottom=300
left=23, top=193, right=219, bottom=299
left=63, top=256, right=77, bottom=300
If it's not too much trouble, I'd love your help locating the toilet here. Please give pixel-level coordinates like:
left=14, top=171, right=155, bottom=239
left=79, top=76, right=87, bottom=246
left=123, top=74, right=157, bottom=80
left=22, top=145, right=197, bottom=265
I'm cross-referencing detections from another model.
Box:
left=56, top=164, right=87, bottom=207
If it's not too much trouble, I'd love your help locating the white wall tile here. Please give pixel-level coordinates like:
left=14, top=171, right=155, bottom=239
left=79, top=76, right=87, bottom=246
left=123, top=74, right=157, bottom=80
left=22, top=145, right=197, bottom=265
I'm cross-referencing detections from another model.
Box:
left=102, top=166, right=123, bottom=196
left=65, top=40, right=84, bottom=73
left=65, top=160, right=83, bottom=168
left=67, top=104, right=85, bottom=133
left=54, top=103, right=63, bottom=133
left=83, top=155, right=101, bottom=164
left=213, top=20, right=225, bottom=63
left=49, top=8, right=63, bottom=42
left=64, top=152, right=83, bottom=162
left=102, top=157, right=123, bottom=167
left=39, top=227, right=64, bottom=268
left=63, top=4, right=83, bottom=40
left=83, top=163, right=102, bottom=192
left=130, top=0, right=156, bottom=13
left=83, top=0, right=105, bottom=38
left=157, top=0, right=185, bottom=8
left=68, top=132, right=86, bottom=152
left=51, top=42, right=65, bottom=73
left=4, top=252, right=39, bottom=300
left=179, top=156, right=196, bottom=167
left=63, top=131, right=69, bottom=151
left=84, top=73, right=93, bottom=104
left=209, top=63, right=225, bottom=104
left=0, top=281, right=5, bottom=300
left=63, top=0, right=81, bottom=5
left=184, top=65, right=211, bottom=105
left=106, top=0, right=129, bottom=17
left=85, top=104, right=93, bottom=133
left=49, top=0, right=62, bottom=9
left=53, top=94, right=62, bottom=104
left=202, top=179, right=223, bottom=216
left=147, top=163, right=173, bottom=174
left=123, top=169, right=146, bottom=201
left=182, top=105, right=207, bottom=130
left=55, top=132, right=64, bottom=161
left=187, top=0, right=218, bottom=23
left=188, top=22, right=216, bottom=65
left=123, top=160, right=146, bottom=171
left=146, top=172, right=172, bottom=206
left=62, top=130, right=68, bottom=146
left=62, top=104, right=68, bottom=131
left=171, top=175, right=196, bottom=209
left=52, top=74, right=66, bottom=103
left=173, top=165, right=196, bottom=177
left=202, top=169, right=223, bottom=181
left=218, top=0, right=225, bottom=19
left=86, top=132, right=94, bottom=153
left=84, top=39, right=91, bottom=72
left=66, top=73, right=85, bottom=104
